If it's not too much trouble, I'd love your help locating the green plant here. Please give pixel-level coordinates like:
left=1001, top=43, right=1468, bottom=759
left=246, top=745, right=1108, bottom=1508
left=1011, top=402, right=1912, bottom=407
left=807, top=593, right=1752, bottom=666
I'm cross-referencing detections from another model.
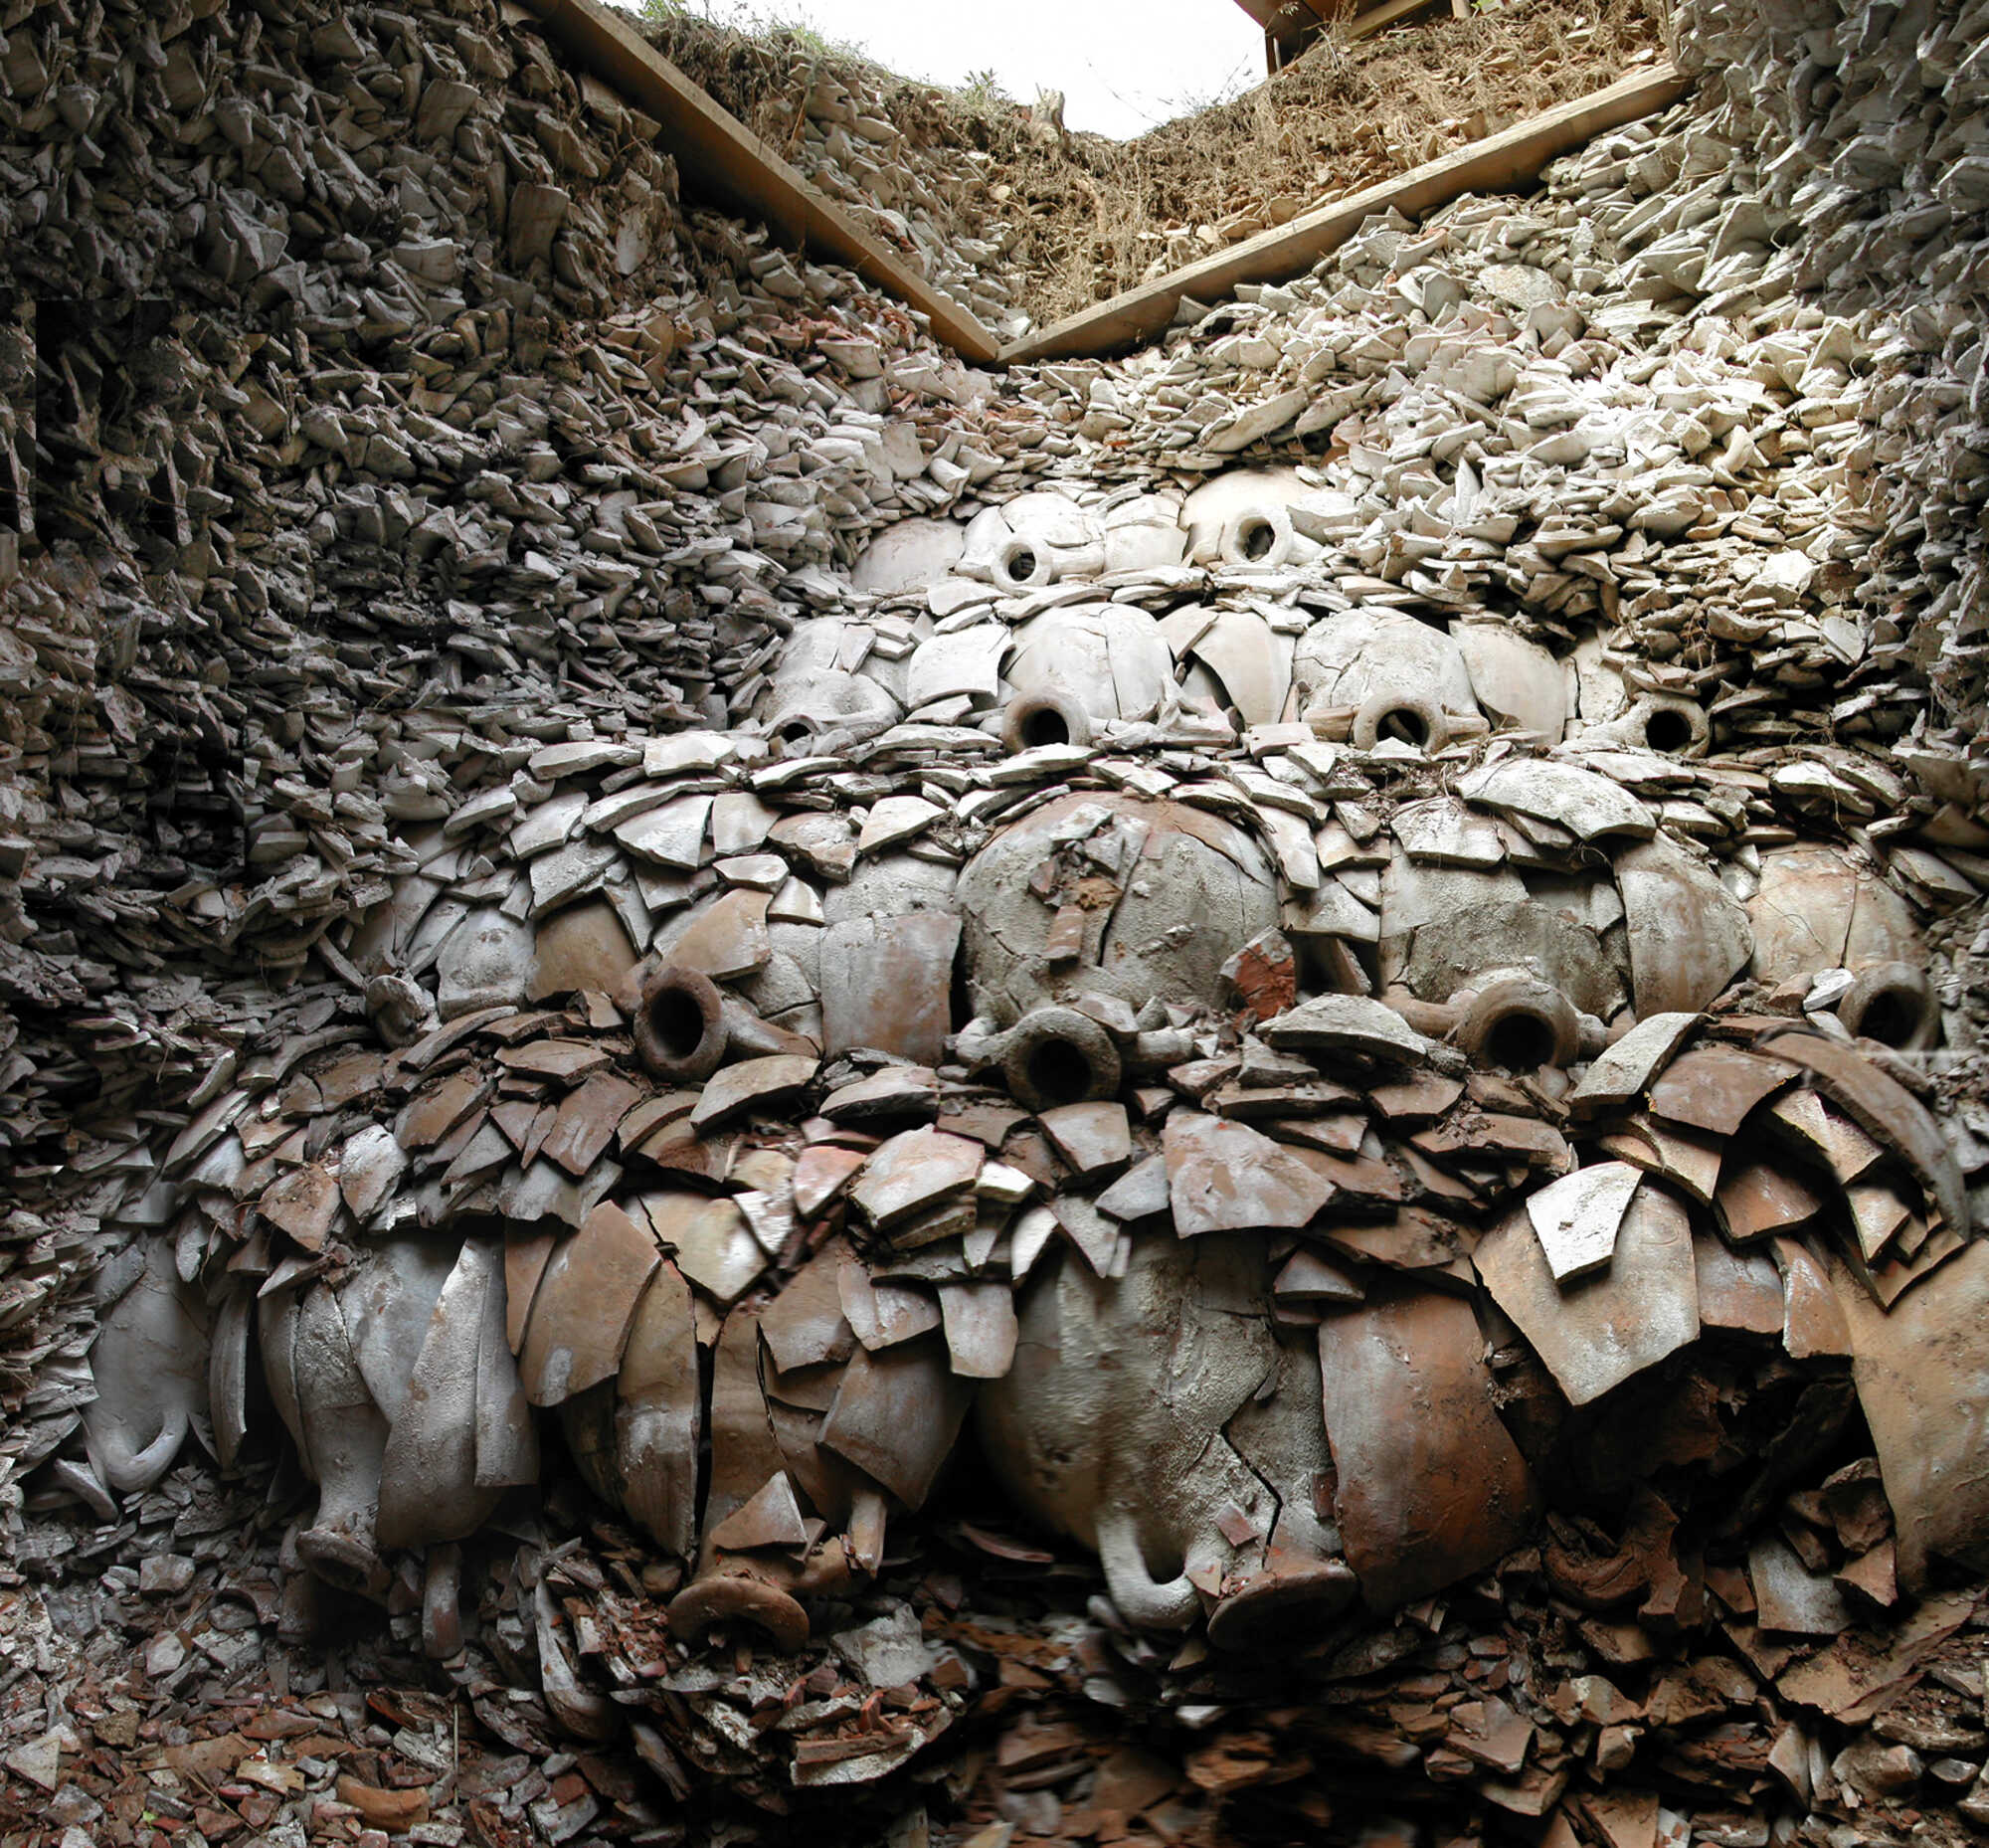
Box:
left=956, top=68, right=1008, bottom=108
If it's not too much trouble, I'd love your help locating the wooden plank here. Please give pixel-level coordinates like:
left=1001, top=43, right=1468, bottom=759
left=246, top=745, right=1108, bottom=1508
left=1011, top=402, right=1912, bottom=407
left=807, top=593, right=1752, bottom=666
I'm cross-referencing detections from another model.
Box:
left=1252, top=0, right=1452, bottom=64
left=1345, top=0, right=1449, bottom=43
left=1234, top=0, right=1397, bottom=27
left=514, top=0, right=1002, bottom=364
left=1000, top=62, right=1690, bottom=366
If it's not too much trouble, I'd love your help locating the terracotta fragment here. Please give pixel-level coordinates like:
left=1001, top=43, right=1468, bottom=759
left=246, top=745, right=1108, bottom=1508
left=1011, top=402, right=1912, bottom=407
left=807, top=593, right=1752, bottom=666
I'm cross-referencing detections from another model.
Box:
left=1765, top=1087, right=1886, bottom=1183
left=338, top=1124, right=408, bottom=1221
left=340, top=1240, right=456, bottom=1425
left=1776, top=1589, right=1979, bottom=1720
left=260, top=1163, right=342, bottom=1251
left=1390, top=796, right=1510, bottom=869
left=1095, top=1153, right=1175, bottom=1222
left=937, top=1281, right=1020, bottom=1378
left=208, top=1287, right=253, bottom=1474
left=1749, top=1533, right=1851, bottom=1635
left=1615, top=836, right=1754, bottom=1017
left=1455, top=620, right=1567, bottom=740
left=1763, top=1028, right=1968, bottom=1239
left=613, top=793, right=711, bottom=868
left=1185, top=607, right=1293, bottom=726
left=857, top=794, right=944, bottom=854
left=759, top=1243, right=856, bottom=1375
left=662, top=889, right=773, bottom=981
left=820, top=1339, right=973, bottom=1509
left=1692, top=1232, right=1784, bottom=1335
left=618, top=1092, right=696, bottom=1152
left=1261, top=993, right=1434, bottom=1064
left=496, top=1038, right=612, bottom=1081
left=1647, top=1046, right=1799, bottom=1137
left=1600, top=1116, right=1725, bottom=1205
left=377, top=1239, right=510, bottom=1549
left=1577, top=1790, right=1659, bottom=1848
left=793, top=1144, right=867, bottom=1218
left=1163, top=1111, right=1334, bottom=1235
left=1049, top=1191, right=1124, bottom=1274
left=818, top=1066, right=941, bottom=1127
left=838, top=1262, right=945, bottom=1351
left=1567, top=1013, right=1701, bottom=1119
left=1447, top=1693, right=1536, bottom=1775
left=518, top=1202, right=661, bottom=1405
left=538, top=1072, right=642, bottom=1177
left=615, top=1259, right=701, bottom=1556
left=1859, top=1223, right=1966, bottom=1308
left=504, top=1230, right=557, bottom=1356
left=1035, top=1100, right=1133, bottom=1179
left=435, top=909, right=537, bottom=1019
left=643, top=1194, right=765, bottom=1306
left=1828, top=1239, right=1989, bottom=1588
left=1274, top=1247, right=1366, bottom=1303
left=1368, top=1072, right=1467, bottom=1122
left=1475, top=1183, right=1700, bottom=1406
left=1716, top=1159, right=1825, bottom=1243
left=1524, top=1161, right=1643, bottom=1282
left=337, top=1779, right=429, bottom=1832
left=819, top=914, right=961, bottom=1064
left=1845, top=1179, right=1912, bottom=1262
left=1318, top=1286, right=1541, bottom=1610
left=1319, top=1207, right=1471, bottom=1274
left=474, top=1243, right=540, bottom=1496
left=708, top=1471, right=811, bottom=1554
left=687, top=1053, right=818, bottom=1132
left=1770, top=1237, right=1852, bottom=1360
left=1458, top=758, right=1655, bottom=840
left=1009, top=1202, right=1061, bottom=1280
left=695, top=1308, right=790, bottom=1558
left=529, top=899, right=638, bottom=1002
left=850, top=1128, right=985, bottom=1232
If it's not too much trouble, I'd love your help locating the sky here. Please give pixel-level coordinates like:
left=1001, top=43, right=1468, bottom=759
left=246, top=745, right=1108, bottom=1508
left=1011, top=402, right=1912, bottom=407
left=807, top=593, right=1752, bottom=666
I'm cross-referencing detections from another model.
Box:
left=622, top=0, right=1268, bottom=139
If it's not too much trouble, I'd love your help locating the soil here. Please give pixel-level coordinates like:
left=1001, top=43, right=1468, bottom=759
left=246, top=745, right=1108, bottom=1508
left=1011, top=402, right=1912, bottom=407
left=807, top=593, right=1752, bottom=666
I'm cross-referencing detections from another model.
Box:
left=644, top=0, right=1671, bottom=333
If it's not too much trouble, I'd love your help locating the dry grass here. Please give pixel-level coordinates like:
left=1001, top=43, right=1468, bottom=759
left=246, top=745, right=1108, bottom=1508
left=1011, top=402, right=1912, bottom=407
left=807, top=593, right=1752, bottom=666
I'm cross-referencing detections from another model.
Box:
left=642, top=0, right=1669, bottom=333
left=978, top=0, right=1668, bottom=325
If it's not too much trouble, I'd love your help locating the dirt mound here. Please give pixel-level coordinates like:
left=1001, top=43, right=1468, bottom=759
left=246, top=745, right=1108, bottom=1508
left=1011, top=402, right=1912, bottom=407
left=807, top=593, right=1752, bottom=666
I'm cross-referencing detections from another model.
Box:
left=644, top=0, right=1669, bottom=335
left=968, top=0, right=1671, bottom=326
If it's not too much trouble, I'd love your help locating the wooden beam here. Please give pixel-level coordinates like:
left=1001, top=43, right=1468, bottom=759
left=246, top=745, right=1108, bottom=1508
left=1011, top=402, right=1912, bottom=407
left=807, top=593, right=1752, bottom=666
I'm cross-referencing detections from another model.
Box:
left=1262, top=0, right=1444, bottom=75
left=1230, top=0, right=1327, bottom=30
left=1248, top=0, right=1439, bottom=53
left=1343, top=0, right=1449, bottom=43
left=999, top=62, right=1690, bottom=367
left=513, top=0, right=1003, bottom=364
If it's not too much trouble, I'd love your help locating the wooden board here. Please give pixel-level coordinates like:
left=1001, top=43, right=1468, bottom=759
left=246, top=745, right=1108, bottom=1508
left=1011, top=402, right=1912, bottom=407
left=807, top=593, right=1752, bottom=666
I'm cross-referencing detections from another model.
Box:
left=1241, top=0, right=1446, bottom=57
left=1341, top=0, right=1450, bottom=44
left=514, top=0, right=1003, bottom=363
left=1231, top=0, right=1333, bottom=26
left=1000, top=62, right=1690, bottom=366
left=1233, top=0, right=1428, bottom=23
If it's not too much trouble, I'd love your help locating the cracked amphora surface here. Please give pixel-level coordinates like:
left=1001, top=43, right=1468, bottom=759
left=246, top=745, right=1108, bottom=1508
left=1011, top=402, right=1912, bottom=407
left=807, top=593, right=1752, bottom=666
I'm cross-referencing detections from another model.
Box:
left=67, top=467, right=1977, bottom=1673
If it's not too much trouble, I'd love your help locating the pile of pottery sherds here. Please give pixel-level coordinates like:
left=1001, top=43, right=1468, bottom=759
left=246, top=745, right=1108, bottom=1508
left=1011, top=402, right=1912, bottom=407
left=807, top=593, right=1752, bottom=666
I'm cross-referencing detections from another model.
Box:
left=6, top=0, right=1989, bottom=1839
